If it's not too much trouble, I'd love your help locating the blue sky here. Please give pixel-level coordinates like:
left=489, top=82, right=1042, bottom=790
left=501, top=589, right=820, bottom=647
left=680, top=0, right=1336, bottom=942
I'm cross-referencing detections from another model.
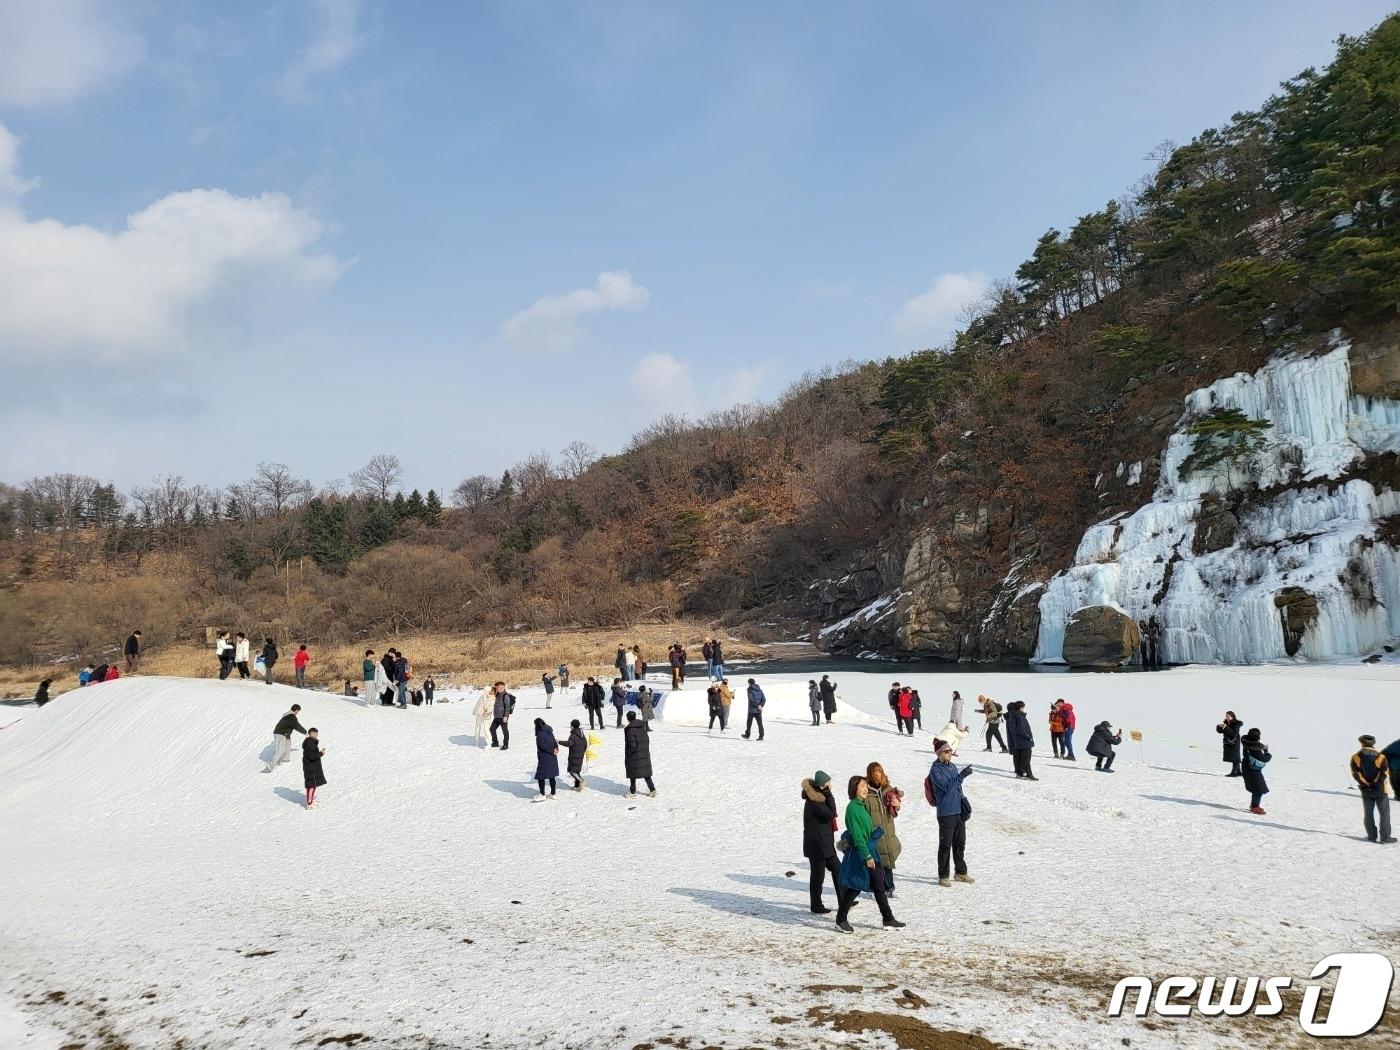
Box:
left=0, top=0, right=1392, bottom=494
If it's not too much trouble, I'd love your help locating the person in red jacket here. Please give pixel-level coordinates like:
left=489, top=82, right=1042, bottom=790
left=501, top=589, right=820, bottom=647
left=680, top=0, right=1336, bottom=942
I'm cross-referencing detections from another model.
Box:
left=896, top=688, right=915, bottom=736
left=105, top=665, right=121, bottom=682
left=293, top=644, right=310, bottom=689
left=1057, top=699, right=1077, bottom=761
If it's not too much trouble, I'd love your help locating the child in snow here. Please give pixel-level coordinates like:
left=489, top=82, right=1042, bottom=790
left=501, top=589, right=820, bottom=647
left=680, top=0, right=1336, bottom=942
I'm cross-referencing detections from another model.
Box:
left=303, top=729, right=326, bottom=809
left=564, top=719, right=587, bottom=790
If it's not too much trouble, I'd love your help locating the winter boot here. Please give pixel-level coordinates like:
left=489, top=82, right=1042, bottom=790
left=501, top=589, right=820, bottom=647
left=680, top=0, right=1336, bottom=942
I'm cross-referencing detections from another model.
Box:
left=938, top=878, right=952, bottom=888
left=835, top=920, right=854, bottom=933
left=954, top=873, right=975, bottom=884
left=1248, top=805, right=1266, bottom=815
left=882, top=919, right=906, bottom=929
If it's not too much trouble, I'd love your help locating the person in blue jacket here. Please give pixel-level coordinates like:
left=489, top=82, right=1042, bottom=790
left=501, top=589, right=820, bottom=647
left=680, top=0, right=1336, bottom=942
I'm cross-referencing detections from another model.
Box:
left=743, top=679, right=766, bottom=741
left=928, top=739, right=975, bottom=888
left=533, top=718, right=559, bottom=800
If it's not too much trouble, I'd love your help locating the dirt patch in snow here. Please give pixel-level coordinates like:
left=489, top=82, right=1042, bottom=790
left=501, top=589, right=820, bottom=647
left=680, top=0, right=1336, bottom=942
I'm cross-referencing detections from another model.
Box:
left=806, top=1005, right=1012, bottom=1049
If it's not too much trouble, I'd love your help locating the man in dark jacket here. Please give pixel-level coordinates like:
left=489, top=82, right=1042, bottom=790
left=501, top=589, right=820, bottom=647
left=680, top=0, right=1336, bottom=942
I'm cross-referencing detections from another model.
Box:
left=260, top=639, right=278, bottom=685
left=1382, top=738, right=1400, bottom=802
left=743, top=680, right=766, bottom=740
left=490, top=682, right=515, bottom=749
left=1216, top=711, right=1244, bottom=776
left=124, top=630, right=142, bottom=673
left=1087, top=721, right=1123, bottom=772
left=610, top=679, right=626, bottom=727
left=582, top=678, right=604, bottom=730
left=264, top=703, right=306, bottom=771
left=1351, top=735, right=1395, bottom=844
left=623, top=711, right=655, bottom=797
left=1004, top=701, right=1037, bottom=780
left=818, top=676, right=837, bottom=724
left=802, top=771, right=840, bottom=913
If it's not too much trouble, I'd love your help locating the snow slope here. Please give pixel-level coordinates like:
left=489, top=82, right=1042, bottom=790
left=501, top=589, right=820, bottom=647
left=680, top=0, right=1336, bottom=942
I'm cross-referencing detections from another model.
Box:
left=2, top=670, right=1398, bottom=1049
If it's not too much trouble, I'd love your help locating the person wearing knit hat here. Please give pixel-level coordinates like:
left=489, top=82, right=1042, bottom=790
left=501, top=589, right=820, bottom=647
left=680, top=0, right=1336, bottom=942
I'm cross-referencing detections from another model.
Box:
left=801, top=771, right=840, bottom=913
left=1241, top=728, right=1271, bottom=815
left=1350, top=735, right=1395, bottom=843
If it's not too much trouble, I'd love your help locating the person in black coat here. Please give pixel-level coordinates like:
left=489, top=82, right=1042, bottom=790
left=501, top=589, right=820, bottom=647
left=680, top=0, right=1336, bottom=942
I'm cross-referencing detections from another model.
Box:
left=802, top=771, right=840, bottom=913
left=706, top=684, right=725, bottom=732
left=582, top=678, right=605, bottom=730
left=34, top=679, right=52, bottom=706
left=261, top=639, right=279, bottom=685
left=623, top=711, right=655, bottom=797
left=1241, top=728, right=1271, bottom=814
left=534, top=718, right=559, bottom=799
left=1086, top=721, right=1123, bottom=772
left=1216, top=711, right=1244, bottom=777
left=302, top=729, right=326, bottom=808
left=818, top=676, right=837, bottom=723
left=1004, top=701, right=1037, bottom=780
left=563, top=720, right=588, bottom=790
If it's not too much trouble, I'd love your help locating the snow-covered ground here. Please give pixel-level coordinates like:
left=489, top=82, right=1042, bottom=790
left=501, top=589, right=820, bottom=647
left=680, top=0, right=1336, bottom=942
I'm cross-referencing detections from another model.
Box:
left=2, top=667, right=1398, bottom=1049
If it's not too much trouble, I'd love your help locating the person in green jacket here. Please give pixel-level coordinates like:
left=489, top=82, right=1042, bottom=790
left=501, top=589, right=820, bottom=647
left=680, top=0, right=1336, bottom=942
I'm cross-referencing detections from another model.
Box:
left=361, top=649, right=376, bottom=706
left=836, top=776, right=903, bottom=932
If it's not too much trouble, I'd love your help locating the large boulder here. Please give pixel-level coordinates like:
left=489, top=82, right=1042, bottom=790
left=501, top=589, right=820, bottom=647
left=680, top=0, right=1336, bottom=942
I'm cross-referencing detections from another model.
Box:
left=1063, top=606, right=1142, bottom=667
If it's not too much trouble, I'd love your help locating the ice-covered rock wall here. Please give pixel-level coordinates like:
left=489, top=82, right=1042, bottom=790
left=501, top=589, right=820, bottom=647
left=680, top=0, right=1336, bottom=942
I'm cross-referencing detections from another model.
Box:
left=1034, top=342, right=1400, bottom=664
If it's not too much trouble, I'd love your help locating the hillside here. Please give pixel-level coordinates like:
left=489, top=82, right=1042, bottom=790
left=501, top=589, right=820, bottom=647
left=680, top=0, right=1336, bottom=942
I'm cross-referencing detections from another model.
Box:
left=3, top=16, right=1399, bottom=670
left=3, top=670, right=1398, bottom=1048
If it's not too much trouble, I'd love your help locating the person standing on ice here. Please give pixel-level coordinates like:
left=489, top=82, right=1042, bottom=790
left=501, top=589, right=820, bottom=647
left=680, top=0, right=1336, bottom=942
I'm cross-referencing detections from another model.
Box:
left=834, top=776, right=902, bottom=933
left=1241, top=728, right=1271, bottom=815
left=702, top=639, right=715, bottom=681
left=489, top=681, right=515, bottom=749
left=669, top=644, right=684, bottom=690
left=910, top=687, right=923, bottom=730
left=637, top=684, right=655, bottom=730
left=863, top=762, right=903, bottom=895
left=260, top=638, right=279, bottom=685
left=710, top=638, right=724, bottom=681
left=718, top=679, right=733, bottom=729
left=264, top=704, right=307, bottom=772
left=582, top=677, right=604, bottom=730
left=887, top=682, right=902, bottom=731
left=927, top=739, right=975, bottom=888
left=1350, top=735, right=1394, bottom=844
left=706, top=683, right=724, bottom=731
left=1087, top=721, right=1122, bottom=772
left=472, top=688, right=493, bottom=745
left=1216, top=711, right=1244, bottom=776
left=294, top=644, right=311, bottom=689
left=124, top=630, right=141, bottom=673
left=541, top=671, right=556, bottom=708
left=801, top=771, right=840, bottom=914
left=623, top=711, right=656, bottom=798
left=533, top=718, right=559, bottom=800
left=808, top=680, right=822, bottom=726
left=743, top=679, right=766, bottom=741
left=1058, top=698, right=1077, bottom=761
left=895, top=687, right=915, bottom=736
left=216, top=631, right=233, bottom=680
left=610, top=678, right=627, bottom=727
left=558, top=663, right=570, bottom=692
left=361, top=650, right=377, bottom=704
left=615, top=645, right=631, bottom=682
left=819, top=675, right=837, bottom=724
left=302, top=728, right=326, bottom=809
left=1004, top=702, right=1037, bottom=780
left=234, top=632, right=251, bottom=680
left=564, top=719, right=587, bottom=790
left=979, top=696, right=1007, bottom=753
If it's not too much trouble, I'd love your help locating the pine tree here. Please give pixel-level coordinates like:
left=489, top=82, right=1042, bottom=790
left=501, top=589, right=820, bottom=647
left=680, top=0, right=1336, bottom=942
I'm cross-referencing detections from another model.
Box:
left=405, top=489, right=426, bottom=520
left=424, top=489, right=443, bottom=525
left=391, top=492, right=408, bottom=520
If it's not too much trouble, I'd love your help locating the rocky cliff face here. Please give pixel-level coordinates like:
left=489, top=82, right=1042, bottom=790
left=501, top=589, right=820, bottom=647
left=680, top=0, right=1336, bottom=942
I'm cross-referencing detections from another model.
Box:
left=813, top=328, right=1400, bottom=666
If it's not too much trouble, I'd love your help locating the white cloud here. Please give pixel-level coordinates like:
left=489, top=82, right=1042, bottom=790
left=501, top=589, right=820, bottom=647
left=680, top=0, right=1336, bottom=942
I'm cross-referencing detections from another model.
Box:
left=725, top=364, right=771, bottom=407
left=0, top=124, right=38, bottom=198
left=281, top=0, right=367, bottom=98
left=0, top=0, right=143, bottom=107
left=0, top=124, right=348, bottom=363
left=500, top=270, right=649, bottom=354
left=892, top=271, right=990, bottom=339
left=630, top=352, right=698, bottom=417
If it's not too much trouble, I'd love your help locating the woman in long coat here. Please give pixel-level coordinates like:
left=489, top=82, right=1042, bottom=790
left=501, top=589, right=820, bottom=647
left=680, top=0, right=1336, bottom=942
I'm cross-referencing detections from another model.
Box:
left=564, top=719, right=587, bottom=790
left=862, top=762, right=903, bottom=894
left=302, top=729, right=326, bottom=809
left=1241, top=728, right=1271, bottom=815
left=1004, top=701, right=1037, bottom=780
left=623, top=711, right=655, bottom=797
left=1216, top=711, right=1244, bottom=777
left=801, top=771, right=839, bottom=913
left=534, top=718, right=559, bottom=799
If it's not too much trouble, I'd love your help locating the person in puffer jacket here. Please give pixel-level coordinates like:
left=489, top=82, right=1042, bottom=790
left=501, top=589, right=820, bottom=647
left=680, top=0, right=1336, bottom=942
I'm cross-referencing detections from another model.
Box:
left=1086, top=721, right=1122, bottom=772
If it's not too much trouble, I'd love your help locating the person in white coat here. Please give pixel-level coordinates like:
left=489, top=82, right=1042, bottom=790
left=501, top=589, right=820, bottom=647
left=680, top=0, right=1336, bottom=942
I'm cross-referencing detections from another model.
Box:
left=234, top=632, right=252, bottom=679
left=372, top=659, right=393, bottom=707
left=473, top=688, right=494, bottom=746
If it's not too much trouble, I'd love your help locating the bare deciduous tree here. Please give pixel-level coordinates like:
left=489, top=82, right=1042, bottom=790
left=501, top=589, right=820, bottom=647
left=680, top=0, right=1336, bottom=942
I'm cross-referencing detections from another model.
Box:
left=559, top=440, right=598, bottom=480
left=451, top=474, right=499, bottom=509
left=351, top=453, right=403, bottom=500
left=251, top=461, right=312, bottom=516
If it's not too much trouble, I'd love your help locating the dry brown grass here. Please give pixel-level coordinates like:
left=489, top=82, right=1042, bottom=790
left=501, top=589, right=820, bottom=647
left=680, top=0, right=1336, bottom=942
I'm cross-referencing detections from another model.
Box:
left=0, top=624, right=767, bottom=698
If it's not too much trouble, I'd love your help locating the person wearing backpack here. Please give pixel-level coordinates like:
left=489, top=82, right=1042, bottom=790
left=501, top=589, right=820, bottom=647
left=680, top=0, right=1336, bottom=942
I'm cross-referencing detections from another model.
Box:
left=980, top=695, right=1007, bottom=753
left=489, top=681, right=515, bottom=749
left=927, top=738, right=975, bottom=888
left=1241, top=728, right=1271, bottom=815
left=1350, top=735, right=1395, bottom=844
left=1086, top=721, right=1123, bottom=772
